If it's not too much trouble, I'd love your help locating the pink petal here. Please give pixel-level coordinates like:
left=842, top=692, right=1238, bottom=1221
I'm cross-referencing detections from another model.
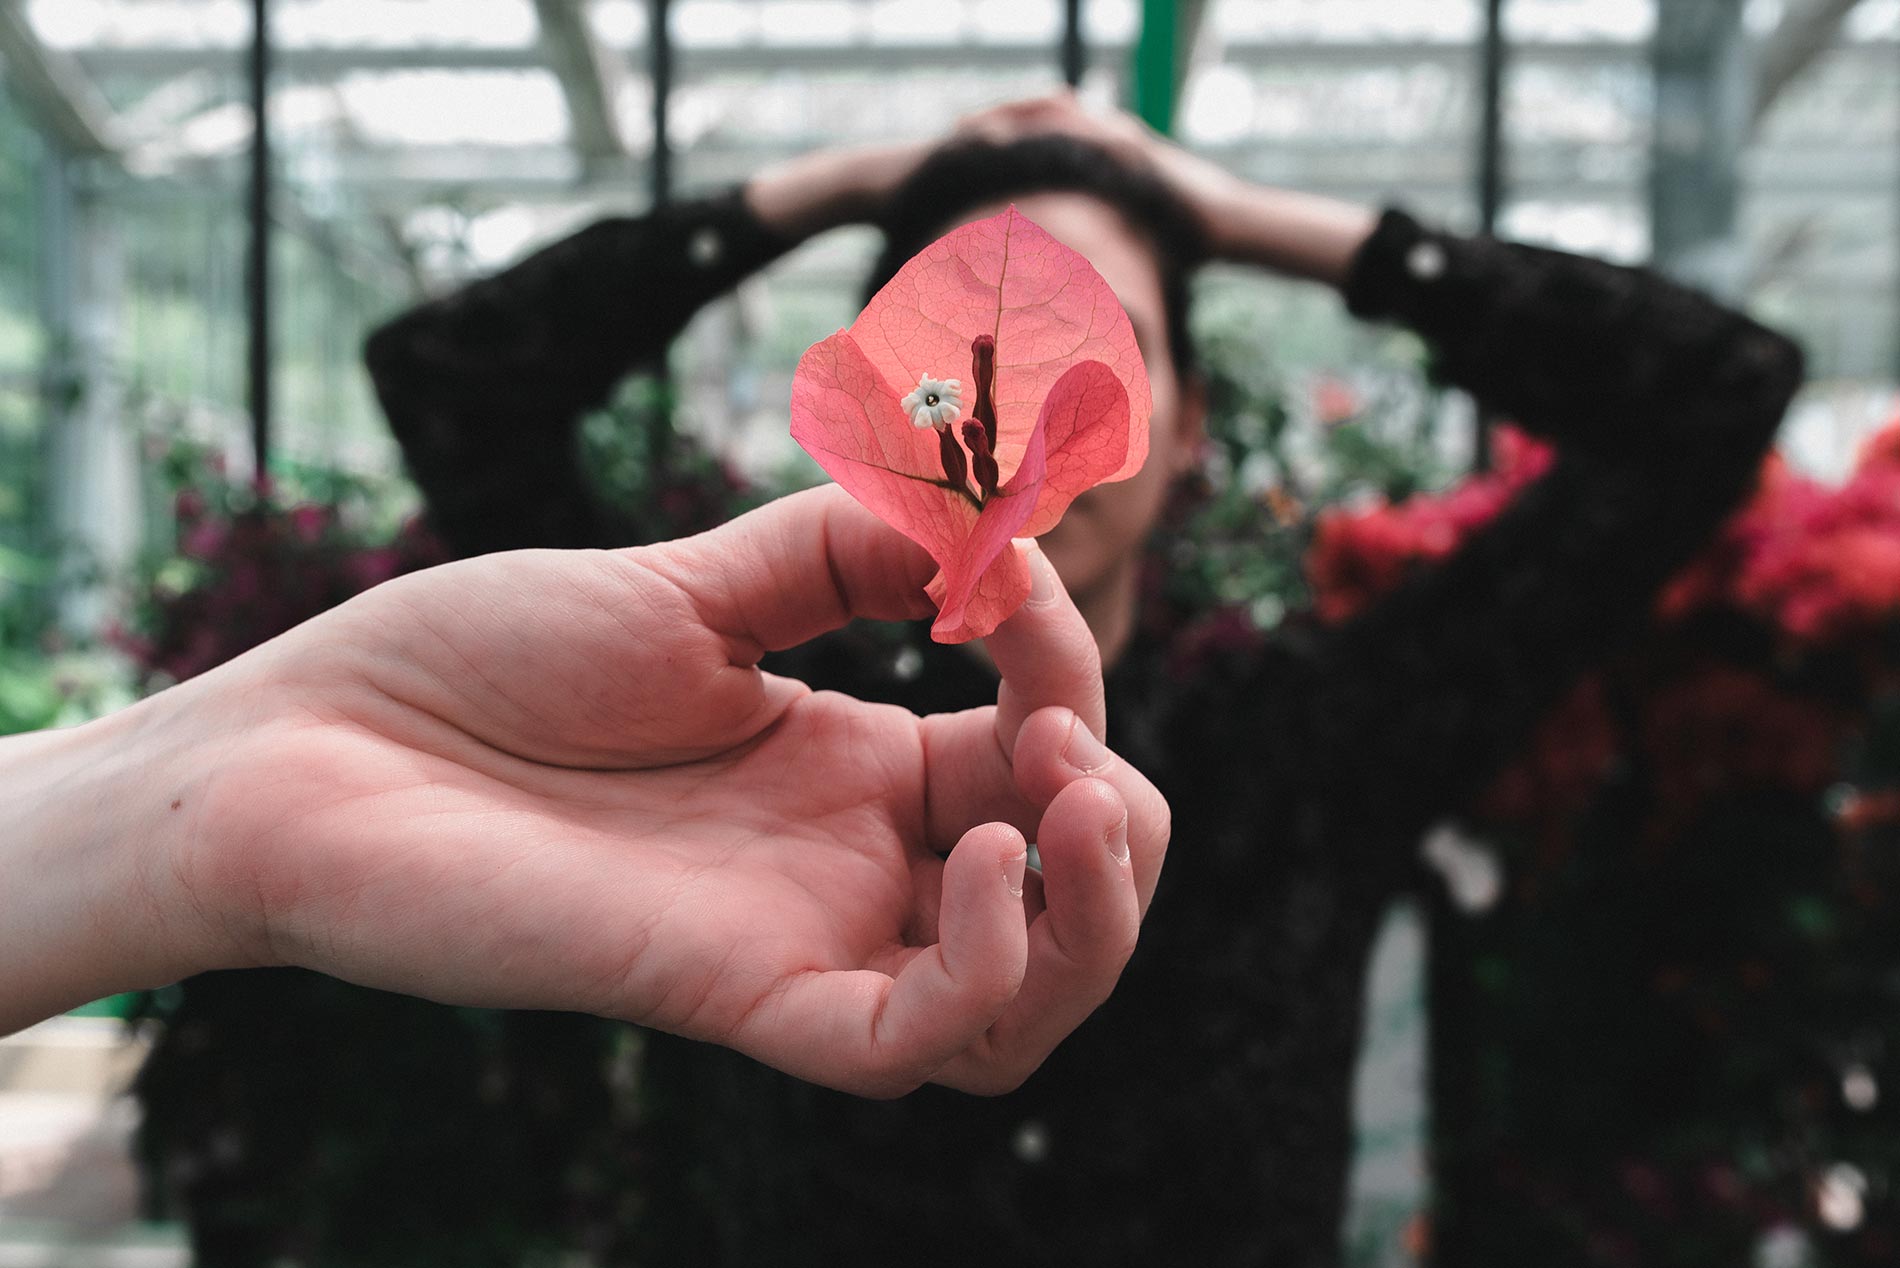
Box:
left=790, top=330, right=977, bottom=570
left=793, top=330, right=1033, bottom=643
left=1016, top=360, right=1131, bottom=539
left=925, top=545, right=1033, bottom=643
left=929, top=400, right=1050, bottom=639
left=849, top=207, right=1150, bottom=488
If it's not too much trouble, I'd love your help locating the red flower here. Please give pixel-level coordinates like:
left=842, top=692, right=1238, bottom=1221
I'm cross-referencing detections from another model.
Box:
left=1732, top=463, right=1900, bottom=643
left=1477, top=676, right=1619, bottom=832
left=1306, top=504, right=1440, bottom=622
left=1310, top=375, right=1361, bottom=425
left=289, top=503, right=333, bottom=543
left=1304, top=426, right=1553, bottom=622
left=1489, top=425, right=1556, bottom=483
left=1854, top=415, right=1900, bottom=473
left=1640, top=664, right=1842, bottom=814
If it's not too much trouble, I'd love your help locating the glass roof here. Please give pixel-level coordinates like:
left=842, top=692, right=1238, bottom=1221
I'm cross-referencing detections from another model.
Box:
left=30, top=0, right=541, bottom=50
left=6, top=0, right=1895, bottom=392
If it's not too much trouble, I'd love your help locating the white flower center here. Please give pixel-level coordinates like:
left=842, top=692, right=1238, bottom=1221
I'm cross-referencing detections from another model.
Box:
left=900, top=374, right=963, bottom=429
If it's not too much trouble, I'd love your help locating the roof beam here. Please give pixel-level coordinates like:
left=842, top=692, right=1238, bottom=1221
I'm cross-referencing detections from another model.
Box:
left=91, top=35, right=1894, bottom=82
left=77, top=44, right=543, bottom=75
left=69, top=40, right=1081, bottom=78
left=531, top=0, right=631, bottom=169
left=142, top=136, right=1894, bottom=209
left=0, top=1, right=119, bottom=157
left=1752, top=0, right=1866, bottom=127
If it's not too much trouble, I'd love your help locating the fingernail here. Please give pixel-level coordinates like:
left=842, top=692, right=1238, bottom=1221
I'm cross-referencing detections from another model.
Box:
left=1022, top=541, right=1058, bottom=607
left=1105, top=811, right=1131, bottom=867
left=1003, top=850, right=1028, bottom=898
left=1062, top=715, right=1112, bottom=774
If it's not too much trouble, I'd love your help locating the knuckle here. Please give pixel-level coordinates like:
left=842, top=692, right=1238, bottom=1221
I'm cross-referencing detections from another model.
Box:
left=857, top=1058, right=931, bottom=1101
left=968, top=1068, right=1029, bottom=1097
left=957, top=962, right=1025, bottom=1023
left=943, top=1063, right=1027, bottom=1098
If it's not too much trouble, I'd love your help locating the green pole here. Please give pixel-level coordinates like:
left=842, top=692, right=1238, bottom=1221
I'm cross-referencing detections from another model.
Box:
left=70, top=994, right=138, bottom=1019
left=1132, top=0, right=1177, bottom=136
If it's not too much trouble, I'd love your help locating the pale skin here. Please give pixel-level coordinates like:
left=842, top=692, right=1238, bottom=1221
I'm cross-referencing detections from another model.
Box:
left=747, top=92, right=1380, bottom=666
left=1, top=487, right=1169, bottom=1098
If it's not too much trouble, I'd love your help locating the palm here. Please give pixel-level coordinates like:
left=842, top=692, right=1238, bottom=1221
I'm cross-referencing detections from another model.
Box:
left=191, top=490, right=1165, bottom=1096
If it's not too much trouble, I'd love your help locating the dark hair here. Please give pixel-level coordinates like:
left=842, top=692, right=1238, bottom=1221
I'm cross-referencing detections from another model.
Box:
left=866, top=134, right=1207, bottom=381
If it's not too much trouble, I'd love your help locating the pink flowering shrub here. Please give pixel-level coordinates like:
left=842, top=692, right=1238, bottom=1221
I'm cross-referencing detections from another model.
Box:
left=119, top=448, right=444, bottom=686
left=1304, top=418, right=1900, bottom=848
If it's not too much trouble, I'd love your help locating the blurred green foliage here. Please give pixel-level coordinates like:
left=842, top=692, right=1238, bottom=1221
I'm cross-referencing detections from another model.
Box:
left=1161, top=285, right=1454, bottom=630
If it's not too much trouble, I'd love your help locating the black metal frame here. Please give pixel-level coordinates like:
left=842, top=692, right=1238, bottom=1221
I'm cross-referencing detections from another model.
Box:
left=247, top=0, right=272, bottom=477
left=1476, top=0, right=1506, bottom=236
left=650, top=0, right=673, bottom=207
left=1062, top=0, right=1086, bottom=88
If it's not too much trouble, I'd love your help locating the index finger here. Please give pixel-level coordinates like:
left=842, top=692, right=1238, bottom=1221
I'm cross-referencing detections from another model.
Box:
left=984, top=541, right=1107, bottom=748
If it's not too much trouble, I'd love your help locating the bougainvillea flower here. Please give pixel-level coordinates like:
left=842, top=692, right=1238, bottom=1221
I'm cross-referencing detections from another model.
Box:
left=1305, top=427, right=1551, bottom=623
left=1856, top=416, right=1900, bottom=473
left=791, top=206, right=1151, bottom=641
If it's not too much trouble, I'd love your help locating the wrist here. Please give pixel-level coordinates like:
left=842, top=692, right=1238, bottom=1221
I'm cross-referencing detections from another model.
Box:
left=0, top=678, right=256, bottom=1032
left=744, top=139, right=930, bottom=239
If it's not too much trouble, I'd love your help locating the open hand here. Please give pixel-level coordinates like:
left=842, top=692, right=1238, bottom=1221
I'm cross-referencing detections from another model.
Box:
left=78, top=487, right=1166, bottom=1097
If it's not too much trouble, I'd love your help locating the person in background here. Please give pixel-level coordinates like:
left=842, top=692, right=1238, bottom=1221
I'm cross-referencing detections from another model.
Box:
left=137, top=95, right=1802, bottom=1267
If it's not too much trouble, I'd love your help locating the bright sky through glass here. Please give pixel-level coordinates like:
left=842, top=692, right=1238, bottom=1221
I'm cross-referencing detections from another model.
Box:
left=30, top=0, right=540, bottom=49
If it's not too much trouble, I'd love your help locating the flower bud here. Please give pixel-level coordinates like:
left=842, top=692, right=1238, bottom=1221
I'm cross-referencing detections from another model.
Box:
left=970, top=334, right=998, bottom=452
left=963, top=420, right=1000, bottom=500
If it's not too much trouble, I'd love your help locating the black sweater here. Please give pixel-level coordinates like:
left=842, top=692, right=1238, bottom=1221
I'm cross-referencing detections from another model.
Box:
left=142, top=194, right=1803, bottom=1268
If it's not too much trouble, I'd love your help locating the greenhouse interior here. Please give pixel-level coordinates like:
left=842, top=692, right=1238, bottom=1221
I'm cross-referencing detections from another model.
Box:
left=3, top=0, right=1899, bottom=1265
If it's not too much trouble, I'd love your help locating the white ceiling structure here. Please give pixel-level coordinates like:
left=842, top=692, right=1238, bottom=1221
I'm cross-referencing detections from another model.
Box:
left=0, top=0, right=1894, bottom=382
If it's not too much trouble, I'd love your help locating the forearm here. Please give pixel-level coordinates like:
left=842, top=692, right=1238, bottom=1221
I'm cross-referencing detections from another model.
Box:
left=1201, top=182, right=1379, bottom=288
left=366, top=192, right=796, bottom=388
left=365, top=193, right=801, bottom=556
left=1342, top=210, right=1802, bottom=464
left=0, top=698, right=226, bottom=1033
left=1281, top=217, right=1803, bottom=836
left=744, top=139, right=932, bottom=239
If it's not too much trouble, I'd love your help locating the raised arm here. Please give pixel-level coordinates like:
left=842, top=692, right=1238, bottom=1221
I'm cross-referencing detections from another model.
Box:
left=979, top=94, right=1801, bottom=838
left=362, top=194, right=793, bottom=555
left=363, top=141, right=930, bottom=557
left=1271, top=210, right=1803, bottom=838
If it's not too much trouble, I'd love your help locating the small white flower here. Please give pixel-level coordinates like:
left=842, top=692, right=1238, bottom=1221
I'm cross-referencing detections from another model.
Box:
left=900, top=375, right=962, bottom=429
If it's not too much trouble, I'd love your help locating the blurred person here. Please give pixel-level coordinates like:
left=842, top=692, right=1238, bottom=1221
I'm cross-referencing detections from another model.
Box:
left=4, top=486, right=1166, bottom=1097
left=140, top=95, right=1802, bottom=1266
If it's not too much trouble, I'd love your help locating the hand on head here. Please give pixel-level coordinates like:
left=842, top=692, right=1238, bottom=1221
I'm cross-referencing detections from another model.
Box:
left=4, top=486, right=1167, bottom=1099
left=747, top=91, right=1241, bottom=246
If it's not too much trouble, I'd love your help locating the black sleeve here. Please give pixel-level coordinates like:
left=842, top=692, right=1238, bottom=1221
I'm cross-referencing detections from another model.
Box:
left=363, top=189, right=797, bottom=556
left=1258, top=210, right=1805, bottom=844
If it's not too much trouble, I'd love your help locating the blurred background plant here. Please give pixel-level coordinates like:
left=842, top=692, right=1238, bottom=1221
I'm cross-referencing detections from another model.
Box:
left=577, top=373, right=771, bottom=540
left=112, top=435, right=439, bottom=689
left=1310, top=414, right=1900, bottom=1266
left=1151, top=290, right=1460, bottom=639
left=0, top=542, right=138, bottom=734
